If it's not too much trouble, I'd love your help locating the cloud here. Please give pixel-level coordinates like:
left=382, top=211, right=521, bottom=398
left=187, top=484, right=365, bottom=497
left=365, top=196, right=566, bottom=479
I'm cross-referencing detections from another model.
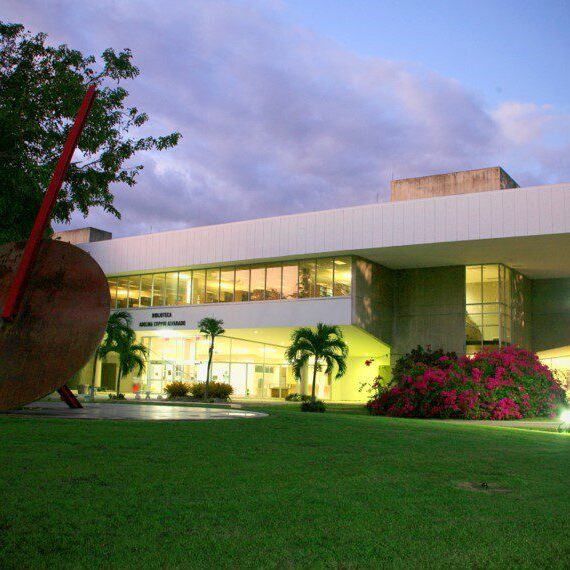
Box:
left=4, top=0, right=570, bottom=237
left=492, top=102, right=554, bottom=146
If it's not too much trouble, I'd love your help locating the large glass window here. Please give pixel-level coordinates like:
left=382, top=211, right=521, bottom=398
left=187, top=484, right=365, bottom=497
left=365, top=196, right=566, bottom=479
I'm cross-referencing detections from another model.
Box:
left=116, top=277, right=129, bottom=308
left=108, top=277, right=118, bottom=308
left=235, top=268, right=250, bottom=302
left=482, top=265, right=499, bottom=303
left=140, top=274, right=153, bottom=307
left=205, top=269, right=220, bottom=303
left=282, top=263, right=298, bottom=299
left=265, top=265, right=282, bottom=300
left=165, top=272, right=179, bottom=306
left=220, top=268, right=235, bottom=303
left=128, top=276, right=141, bottom=308
left=152, top=274, right=166, bottom=307
left=333, top=257, right=352, bottom=296
left=465, top=264, right=516, bottom=352
left=298, top=260, right=316, bottom=298
left=192, top=270, right=206, bottom=304
left=107, top=256, right=353, bottom=308
left=250, top=267, right=265, bottom=301
left=316, top=258, right=334, bottom=297
left=177, top=271, right=192, bottom=305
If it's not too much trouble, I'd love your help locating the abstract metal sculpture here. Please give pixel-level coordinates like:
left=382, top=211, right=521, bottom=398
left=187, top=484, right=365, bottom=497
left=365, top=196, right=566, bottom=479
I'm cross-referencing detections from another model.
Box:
left=0, top=85, right=111, bottom=410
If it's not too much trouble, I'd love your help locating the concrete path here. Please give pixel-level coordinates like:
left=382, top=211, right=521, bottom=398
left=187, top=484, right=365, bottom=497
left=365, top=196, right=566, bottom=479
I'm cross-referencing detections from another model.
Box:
left=1, top=401, right=267, bottom=421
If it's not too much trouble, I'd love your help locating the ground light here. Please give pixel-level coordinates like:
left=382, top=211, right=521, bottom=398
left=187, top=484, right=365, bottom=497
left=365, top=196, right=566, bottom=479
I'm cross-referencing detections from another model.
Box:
left=558, top=409, right=570, bottom=433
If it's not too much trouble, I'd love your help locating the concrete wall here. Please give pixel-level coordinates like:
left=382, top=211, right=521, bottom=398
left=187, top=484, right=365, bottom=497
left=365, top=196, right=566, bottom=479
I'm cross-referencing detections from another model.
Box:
left=532, top=278, right=570, bottom=352
left=53, top=227, right=112, bottom=245
left=390, top=167, right=518, bottom=202
left=351, top=258, right=394, bottom=344
left=392, top=266, right=466, bottom=361
left=333, top=354, right=391, bottom=401
left=512, top=271, right=533, bottom=350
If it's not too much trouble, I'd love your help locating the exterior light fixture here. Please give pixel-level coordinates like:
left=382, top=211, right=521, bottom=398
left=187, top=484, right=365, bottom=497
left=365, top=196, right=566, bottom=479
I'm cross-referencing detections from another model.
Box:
left=559, top=409, right=570, bottom=433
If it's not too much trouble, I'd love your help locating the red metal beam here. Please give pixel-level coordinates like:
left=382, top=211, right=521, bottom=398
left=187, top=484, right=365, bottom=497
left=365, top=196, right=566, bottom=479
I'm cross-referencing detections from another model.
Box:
left=57, top=385, right=83, bottom=409
left=1, top=85, right=97, bottom=322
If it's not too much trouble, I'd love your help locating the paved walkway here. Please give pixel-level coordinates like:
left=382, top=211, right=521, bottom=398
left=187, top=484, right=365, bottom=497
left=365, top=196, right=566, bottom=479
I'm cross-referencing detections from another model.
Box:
left=2, top=402, right=267, bottom=421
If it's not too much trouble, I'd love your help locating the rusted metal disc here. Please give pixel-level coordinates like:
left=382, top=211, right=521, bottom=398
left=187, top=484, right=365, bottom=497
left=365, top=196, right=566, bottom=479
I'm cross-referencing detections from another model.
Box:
left=0, top=240, right=110, bottom=410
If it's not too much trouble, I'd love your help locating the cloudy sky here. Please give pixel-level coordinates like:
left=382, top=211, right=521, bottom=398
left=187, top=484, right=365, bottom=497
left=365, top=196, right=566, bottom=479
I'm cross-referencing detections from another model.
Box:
left=4, top=0, right=570, bottom=237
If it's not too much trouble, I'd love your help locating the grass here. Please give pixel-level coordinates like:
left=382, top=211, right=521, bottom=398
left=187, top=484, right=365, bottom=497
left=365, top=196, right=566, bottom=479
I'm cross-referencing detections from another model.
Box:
left=1, top=404, right=569, bottom=569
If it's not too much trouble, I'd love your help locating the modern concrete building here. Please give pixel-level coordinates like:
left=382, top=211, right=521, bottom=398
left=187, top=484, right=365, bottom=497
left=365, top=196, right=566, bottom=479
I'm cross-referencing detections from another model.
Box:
left=66, top=167, right=570, bottom=400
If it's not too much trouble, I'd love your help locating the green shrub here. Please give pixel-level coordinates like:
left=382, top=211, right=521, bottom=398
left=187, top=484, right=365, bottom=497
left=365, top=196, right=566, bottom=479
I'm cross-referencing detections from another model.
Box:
left=392, top=344, right=457, bottom=381
left=301, top=399, right=326, bottom=413
left=285, top=393, right=311, bottom=402
left=368, top=345, right=567, bottom=419
left=108, top=393, right=125, bottom=400
left=164, top=381, right=191, bottom=399
left=189, top=382, right=233, bottom=400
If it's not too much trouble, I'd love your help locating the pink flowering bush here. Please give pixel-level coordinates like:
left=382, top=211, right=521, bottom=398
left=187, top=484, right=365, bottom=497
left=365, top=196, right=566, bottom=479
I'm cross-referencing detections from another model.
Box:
left=367, top=345, right=567, bottom=420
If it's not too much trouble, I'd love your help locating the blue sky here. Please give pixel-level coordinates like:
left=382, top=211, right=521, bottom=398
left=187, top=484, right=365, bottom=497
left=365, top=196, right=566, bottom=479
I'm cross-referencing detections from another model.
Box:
left=3, top=0, right=570, bottom=236
left=286, top=0, right=570, bottom=110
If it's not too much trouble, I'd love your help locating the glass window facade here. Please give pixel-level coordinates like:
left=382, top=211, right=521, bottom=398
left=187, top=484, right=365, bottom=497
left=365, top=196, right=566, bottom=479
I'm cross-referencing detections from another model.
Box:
left=191, top=270, right=206, bottom=305
left=282, top=263, right=298, bottom=299
left=265, top=265, right=282, bottom=300
left=107, top=257, right=353, bottom=308
left=298, top=259, right=316, bottom=298
left=220, top=268, right=235, bottom=303
left=165, top=272, right=178, bottom=306
left=142, top=334, right=299, bottom=399
left=250, top=267, right=265, bottom=302
left=177, top=271, right=192, bottom=305
left=140, top=274, right=153, bottom=307
left=205, top=269, right=220, bottom=303
left=152, top=274, right=165, bottom=307
left=316, top=258, right=334, bottom=297
left=116, top=277, right=128, bottom=308
left=466, top=264, right=521, bottom=352
left=234, top=268, right=250, bottom=302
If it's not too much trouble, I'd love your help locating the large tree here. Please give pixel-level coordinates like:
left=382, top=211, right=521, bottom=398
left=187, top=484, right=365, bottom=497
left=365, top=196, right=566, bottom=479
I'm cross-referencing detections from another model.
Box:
left=0, top=22, right=181, bottom=243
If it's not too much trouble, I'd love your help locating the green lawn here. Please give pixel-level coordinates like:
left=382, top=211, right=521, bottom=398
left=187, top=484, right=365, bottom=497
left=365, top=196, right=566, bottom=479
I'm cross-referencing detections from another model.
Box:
left=1, top=405, right=569, bottom=569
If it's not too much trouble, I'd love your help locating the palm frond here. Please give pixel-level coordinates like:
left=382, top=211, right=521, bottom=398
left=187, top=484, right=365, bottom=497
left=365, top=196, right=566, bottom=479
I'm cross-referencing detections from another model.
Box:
left=198, top=317, right=225, bottom=337
left=290, top=352, right=310, bottom=380
left=323, top=353, right=348, bottom=378
left=286, top=322, right=349, bottom=382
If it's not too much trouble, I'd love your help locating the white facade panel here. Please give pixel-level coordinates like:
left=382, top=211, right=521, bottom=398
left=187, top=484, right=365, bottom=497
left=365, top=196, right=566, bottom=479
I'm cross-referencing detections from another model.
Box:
left=551, top=186, right=566, bottom=234
left=124, top=297, right=353, bottom=332
left=81, top=183, right=570, bottom=275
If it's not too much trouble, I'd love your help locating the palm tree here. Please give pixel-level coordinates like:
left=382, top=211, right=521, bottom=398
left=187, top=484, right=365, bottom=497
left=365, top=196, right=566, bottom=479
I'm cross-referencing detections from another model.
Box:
left=90, top=311, right=134, bottom=396
left=285, top=323, right=348, bottom=403
left=198, top=317, right=225, bottom=400
left=99, top=333, right=148, bottom=397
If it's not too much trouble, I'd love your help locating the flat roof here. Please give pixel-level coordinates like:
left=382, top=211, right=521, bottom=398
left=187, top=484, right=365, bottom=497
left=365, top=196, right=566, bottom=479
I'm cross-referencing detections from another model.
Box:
left=81, top=182, right=570, bottom=279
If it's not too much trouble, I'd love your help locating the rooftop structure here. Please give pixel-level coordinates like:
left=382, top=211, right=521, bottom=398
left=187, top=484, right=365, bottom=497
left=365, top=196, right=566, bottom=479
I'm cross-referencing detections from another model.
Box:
left=53, top=227, right=112, bottom=245
left=390, top=166, right=519, bottom=202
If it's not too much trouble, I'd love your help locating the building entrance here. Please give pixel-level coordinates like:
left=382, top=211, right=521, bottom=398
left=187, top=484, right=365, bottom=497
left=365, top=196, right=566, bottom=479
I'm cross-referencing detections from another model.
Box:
left=140, top=333, right=296, bottom=398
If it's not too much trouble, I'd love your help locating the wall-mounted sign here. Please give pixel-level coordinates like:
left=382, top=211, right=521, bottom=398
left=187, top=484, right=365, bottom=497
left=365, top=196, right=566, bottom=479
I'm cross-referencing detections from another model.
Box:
left=139, top=312, right=186, bottom=328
